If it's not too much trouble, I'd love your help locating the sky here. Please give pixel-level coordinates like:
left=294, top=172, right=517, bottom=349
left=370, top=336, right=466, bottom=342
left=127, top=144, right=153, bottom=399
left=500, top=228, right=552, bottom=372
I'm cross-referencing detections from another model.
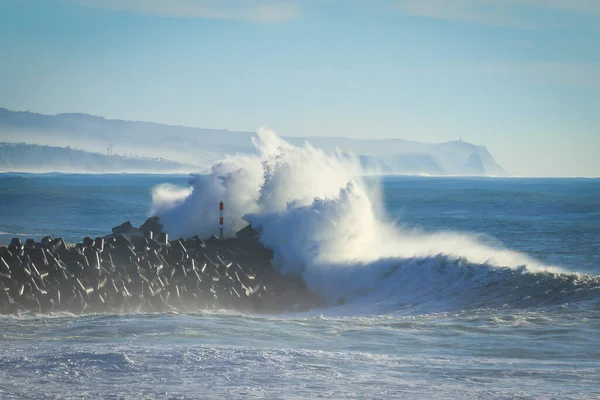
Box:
left=0, top=0, right=599, bottom=177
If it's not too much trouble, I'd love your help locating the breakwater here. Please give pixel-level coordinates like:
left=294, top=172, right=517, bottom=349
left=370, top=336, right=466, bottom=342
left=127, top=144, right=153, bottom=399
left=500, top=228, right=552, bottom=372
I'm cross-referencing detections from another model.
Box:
left=0, top=217, right=324, bottom=315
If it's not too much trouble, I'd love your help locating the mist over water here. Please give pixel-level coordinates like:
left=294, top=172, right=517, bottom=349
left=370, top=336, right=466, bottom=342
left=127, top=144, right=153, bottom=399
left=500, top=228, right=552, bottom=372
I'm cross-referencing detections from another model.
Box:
left=152, top=130, right=599, bottom=312
left=151, top=128, right=362, bottom=238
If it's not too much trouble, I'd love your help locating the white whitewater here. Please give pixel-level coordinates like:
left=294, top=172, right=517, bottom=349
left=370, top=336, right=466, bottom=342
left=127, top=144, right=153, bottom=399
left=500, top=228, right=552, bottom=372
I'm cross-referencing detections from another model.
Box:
left=151, top=129, right=588, bottom=310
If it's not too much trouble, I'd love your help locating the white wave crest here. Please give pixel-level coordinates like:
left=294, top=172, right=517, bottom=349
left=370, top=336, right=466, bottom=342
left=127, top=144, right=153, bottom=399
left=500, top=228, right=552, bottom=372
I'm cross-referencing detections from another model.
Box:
left=151, top=129, right=569, bottom=308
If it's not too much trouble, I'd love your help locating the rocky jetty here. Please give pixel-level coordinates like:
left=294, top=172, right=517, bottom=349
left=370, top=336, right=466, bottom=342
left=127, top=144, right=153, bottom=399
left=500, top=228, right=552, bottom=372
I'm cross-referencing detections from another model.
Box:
left=0, top=218, right=324, bottom=315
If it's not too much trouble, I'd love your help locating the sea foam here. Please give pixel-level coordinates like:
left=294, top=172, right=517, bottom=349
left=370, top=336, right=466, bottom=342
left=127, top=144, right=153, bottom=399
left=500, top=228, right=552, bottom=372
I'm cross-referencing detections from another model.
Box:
left=151, top=129, right=597, bottom=312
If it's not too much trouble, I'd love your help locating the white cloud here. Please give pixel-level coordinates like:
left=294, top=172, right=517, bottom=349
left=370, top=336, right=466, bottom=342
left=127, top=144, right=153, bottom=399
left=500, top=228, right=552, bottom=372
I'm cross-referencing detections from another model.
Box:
left=393, top=0, right=600, bottom=28
left=76, top=0, right=301, bottom=23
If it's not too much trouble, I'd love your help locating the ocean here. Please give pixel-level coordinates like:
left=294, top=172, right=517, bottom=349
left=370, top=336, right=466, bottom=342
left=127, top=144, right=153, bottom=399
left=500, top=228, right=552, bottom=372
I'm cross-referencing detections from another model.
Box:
left=1, top=167, right=599, bottom=398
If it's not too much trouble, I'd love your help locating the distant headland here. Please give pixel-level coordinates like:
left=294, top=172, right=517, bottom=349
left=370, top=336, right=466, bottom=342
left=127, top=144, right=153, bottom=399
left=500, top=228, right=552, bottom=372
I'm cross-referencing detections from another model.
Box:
left=0, top=108, right=508, bottom=176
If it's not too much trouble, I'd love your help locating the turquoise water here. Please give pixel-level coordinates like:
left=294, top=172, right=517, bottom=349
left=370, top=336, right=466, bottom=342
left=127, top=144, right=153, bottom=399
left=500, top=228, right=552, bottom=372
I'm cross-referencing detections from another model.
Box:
left=0, top=174, right=599, bottom=399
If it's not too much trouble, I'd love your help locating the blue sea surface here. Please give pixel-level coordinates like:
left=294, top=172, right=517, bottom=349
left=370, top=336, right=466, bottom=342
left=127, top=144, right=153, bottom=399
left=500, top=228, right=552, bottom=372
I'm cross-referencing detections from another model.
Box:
left=0, top=173, right=599, bottom=399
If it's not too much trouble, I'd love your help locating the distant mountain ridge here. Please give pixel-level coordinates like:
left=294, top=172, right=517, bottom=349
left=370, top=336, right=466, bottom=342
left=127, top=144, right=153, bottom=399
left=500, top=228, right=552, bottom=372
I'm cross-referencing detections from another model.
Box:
left=0, top=108, right=508, bottom=176
left=0, top=142, right=199, bottom=173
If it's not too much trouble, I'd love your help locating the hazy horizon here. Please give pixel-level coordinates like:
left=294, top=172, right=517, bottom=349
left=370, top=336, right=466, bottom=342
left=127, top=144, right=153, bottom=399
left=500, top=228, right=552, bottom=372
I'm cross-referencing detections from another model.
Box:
left=1, top=0, right=598, bottom=177
left=1, top=106, right=599, bottom=178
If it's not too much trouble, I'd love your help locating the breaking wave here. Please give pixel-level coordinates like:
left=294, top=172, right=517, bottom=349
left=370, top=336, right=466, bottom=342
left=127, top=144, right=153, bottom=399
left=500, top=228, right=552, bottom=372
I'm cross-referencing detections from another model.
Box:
left=151, top=129, right=600, bottom=313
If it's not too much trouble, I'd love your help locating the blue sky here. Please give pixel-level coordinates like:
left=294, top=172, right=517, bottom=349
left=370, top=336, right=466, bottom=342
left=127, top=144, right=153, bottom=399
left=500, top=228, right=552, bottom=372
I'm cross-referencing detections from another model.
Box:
left=0, top=0, right=598, bottom=177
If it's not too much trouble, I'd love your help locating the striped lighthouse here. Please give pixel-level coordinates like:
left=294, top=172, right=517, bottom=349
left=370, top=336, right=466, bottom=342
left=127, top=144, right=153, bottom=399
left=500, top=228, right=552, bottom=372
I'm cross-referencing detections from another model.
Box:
left=219, top=201, right=224, bottom=239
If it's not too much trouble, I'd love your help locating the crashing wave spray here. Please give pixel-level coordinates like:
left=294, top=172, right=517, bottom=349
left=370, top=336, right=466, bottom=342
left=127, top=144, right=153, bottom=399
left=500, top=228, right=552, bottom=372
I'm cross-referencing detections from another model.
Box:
left=151, top=128, right=362, bottom=239
left=152, top=129, right=598, bottom=311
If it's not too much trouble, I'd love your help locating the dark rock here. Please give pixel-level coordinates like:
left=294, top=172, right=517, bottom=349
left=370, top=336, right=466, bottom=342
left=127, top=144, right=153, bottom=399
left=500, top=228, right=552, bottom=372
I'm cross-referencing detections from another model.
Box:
left=147, top=238, right=162, bottom=251
left=112, top=221, right=133, bottom=235
left=94, top=237, right=104, bottom=252
left=167, top=248, right=186, bottom=265
left=185, top=235, right=206, bottom=250
left=157, top=232, right=169, bottom=246
left=49, top=238, right=65, bottom=253
left=171, top=239, right=187, bottom=253
left=130, top=236, right=149, bottom=252
left=139, top=216, right=163, bottom=236
left=8, top=244, right=23, bottom=257
left=31, top=247, right=48, bottom=268
left=0, top=256, right=11, bottom=274
left=0, top=222, right=325, bottom=316
left=0, top=246, right=12, bottom=259
left=206, top=235, right=221, bottom=245
left=236, top=225, right=260, bottom=241
left=114, top=234, right=133, bottom=249
left=85, top=248, right=101, bottom=270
